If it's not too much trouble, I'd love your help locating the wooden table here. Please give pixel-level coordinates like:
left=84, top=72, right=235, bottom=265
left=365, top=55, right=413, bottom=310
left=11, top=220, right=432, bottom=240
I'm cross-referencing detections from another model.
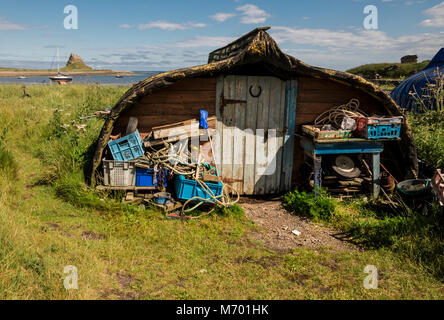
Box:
left=298, top=135, right=385, bottom=198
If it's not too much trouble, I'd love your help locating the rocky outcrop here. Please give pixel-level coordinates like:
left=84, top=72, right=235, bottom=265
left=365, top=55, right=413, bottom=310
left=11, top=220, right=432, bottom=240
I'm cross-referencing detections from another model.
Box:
left=65, top=53, right=92, bottom=69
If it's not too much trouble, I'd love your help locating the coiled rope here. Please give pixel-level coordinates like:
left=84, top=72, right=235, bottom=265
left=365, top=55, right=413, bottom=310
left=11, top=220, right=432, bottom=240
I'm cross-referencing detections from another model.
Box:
left=314, top=98, right=368, bottom=129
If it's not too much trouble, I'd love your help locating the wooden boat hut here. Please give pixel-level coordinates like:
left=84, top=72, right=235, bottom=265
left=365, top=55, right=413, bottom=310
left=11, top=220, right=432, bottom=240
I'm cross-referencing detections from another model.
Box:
left=91, top=27, right=417, bottom=195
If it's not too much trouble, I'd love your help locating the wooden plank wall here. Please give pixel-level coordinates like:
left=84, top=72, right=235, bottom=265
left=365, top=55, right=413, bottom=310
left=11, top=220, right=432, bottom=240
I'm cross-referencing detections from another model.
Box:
left=296, top=77, right=385, bottom=125
left=113, top=77, right=217, bottom=137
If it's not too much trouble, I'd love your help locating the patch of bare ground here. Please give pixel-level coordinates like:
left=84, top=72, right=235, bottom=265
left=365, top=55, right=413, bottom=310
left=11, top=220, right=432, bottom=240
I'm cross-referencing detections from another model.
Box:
left=101, top=271, right=142, bottom=300
left=81, top=231, right=106, bottom=240
left=240, top=199, right=358, bottom=253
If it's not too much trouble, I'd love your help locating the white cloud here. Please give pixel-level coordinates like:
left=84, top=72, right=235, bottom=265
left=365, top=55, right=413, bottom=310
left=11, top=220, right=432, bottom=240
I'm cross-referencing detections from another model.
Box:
left=210, top=12, right=236, bottom=23
left=138, top=20, right=206, bottom=31
left=420, top=1, right=444, bottom=27
left=119, top=24, right=132, bottom=29
left=0, top=18, right=27, bottom=30
left=175, top=36, right=236, bottom=48
left=270, top=26, right=443, bottom=70
left=236, top=4, right=270, bottom=24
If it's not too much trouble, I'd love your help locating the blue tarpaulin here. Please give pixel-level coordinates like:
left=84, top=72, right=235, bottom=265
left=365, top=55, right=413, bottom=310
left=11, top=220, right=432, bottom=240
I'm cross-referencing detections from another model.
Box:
left=391, top=48, right=443, bottom=111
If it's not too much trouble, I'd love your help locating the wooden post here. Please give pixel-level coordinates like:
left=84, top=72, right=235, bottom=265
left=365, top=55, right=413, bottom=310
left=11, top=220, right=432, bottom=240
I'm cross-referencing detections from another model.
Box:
left=372, top=152, right=381, bottom=198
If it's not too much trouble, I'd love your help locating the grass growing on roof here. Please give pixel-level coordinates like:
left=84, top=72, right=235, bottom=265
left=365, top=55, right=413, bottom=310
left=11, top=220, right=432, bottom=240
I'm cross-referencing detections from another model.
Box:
left=0, top=84, right=442, bottom=299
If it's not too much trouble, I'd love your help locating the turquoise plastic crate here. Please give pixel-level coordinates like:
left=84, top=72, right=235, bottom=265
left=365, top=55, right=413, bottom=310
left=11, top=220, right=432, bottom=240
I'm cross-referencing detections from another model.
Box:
left=174, top=175, right=223, bottom=202
left=367, top=124, right=401, bottom=139
left=108, top=130, right=144, bottom=161
left=357, top=117, right=403, bottom=140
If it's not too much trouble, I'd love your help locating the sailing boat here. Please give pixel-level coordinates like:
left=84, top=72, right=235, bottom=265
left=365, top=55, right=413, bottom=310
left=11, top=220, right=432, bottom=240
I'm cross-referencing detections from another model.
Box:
left=49, top=48, right=72, bottom=84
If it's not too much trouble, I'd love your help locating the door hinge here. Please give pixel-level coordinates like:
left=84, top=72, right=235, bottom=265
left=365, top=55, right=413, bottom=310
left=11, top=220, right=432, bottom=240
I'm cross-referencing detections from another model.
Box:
left=220, top=94, right=247, bottom=114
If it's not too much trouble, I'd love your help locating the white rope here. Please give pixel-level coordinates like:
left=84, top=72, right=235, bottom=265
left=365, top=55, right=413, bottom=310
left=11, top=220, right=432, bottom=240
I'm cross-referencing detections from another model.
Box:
left=314, top=98, right=368, bottom=128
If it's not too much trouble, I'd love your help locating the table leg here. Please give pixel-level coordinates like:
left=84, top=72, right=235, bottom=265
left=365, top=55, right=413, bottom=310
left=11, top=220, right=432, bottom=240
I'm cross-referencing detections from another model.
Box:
left=372, top=153, right=380, bottom=198
left=314, top=155, right=322, bottom=196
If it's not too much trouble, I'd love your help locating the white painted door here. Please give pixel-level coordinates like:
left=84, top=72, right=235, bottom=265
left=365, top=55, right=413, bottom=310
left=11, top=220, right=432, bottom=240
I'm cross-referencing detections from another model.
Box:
left=215, top=75, right=297, bottom=195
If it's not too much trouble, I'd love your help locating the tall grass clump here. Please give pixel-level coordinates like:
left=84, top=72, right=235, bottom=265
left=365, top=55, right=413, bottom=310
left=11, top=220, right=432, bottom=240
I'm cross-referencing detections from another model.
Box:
left=409, top=68, right=443, bottom=113
left=339, top=199, right=444, bottom=279
left=282, top=189, right=336, bottom=221
left=408, top=68, right=444, bottom=169
left=30, top=85, right=162, bottom=219
left=0, top=146, right=17, bottom=179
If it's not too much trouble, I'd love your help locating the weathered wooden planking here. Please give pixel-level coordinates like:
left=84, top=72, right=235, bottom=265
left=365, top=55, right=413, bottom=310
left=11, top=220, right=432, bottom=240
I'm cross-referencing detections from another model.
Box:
left=254, top=77, right=271, bottom=195
left=221, top=76, right=235, bottom=186
left=265, top=77, right=284, bottom=194
left=113, top=77, right=216, bottom=136
left=125, top=103, right=217, bottom=116
left=298, top=77, right=352, bottom=91
left=141, top=92, right=215, bottom=104
left=215, top=75, right=224, bottom=173
left=243, top=76, right=259, bottom=195
left=215, top=75, right=294, bottom=195
left=281, top=79, right=298, bottom=191
left=151, top=117, right=216, bottom=139
left=276, top=80, right=286, bottom=193
left=232, top=76, right=247, bottom=194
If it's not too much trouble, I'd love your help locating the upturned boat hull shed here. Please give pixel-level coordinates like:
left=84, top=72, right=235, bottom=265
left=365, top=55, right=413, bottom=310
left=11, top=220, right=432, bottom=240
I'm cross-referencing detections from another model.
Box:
left=91, top=27, right=417, bottom=194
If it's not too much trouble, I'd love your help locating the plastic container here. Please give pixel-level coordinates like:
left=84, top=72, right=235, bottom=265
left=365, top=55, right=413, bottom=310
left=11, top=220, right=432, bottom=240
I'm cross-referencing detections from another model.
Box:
left=396, top=179, right=432, bottom=197
left=154, top=192, right=172, bottom=205
left=356, top=117, right=403, bottom=139
left=108, top=130, right=144, bottom=161
left=103, top=160, right=136, bottom=186
left=174, top=175, right=223, bottom=202
left=136, top=168, right=168, bottom=187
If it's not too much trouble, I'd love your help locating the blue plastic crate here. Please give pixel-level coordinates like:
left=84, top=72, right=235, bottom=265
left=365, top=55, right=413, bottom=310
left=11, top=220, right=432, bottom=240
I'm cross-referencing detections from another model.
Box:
left=136, top=168, right=168, bottom=187
left=357, top=117, right=403, bottom=140
left=367, top=124, right=401, bottom=139
left=174, top=175, right=223, bottom=202
left=108, top=130, right=144, bottom=161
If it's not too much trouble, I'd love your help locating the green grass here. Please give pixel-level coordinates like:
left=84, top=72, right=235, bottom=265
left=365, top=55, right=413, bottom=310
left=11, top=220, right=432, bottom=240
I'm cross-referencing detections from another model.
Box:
left=378, top=84, right=396, bottom=92
left=347, top=61, right=429, bottom=79
left=282, top=190, right=444, bottom=280
left=409, top=111, right=444, bottom=169
left=0, top=84, right=442, bottom=299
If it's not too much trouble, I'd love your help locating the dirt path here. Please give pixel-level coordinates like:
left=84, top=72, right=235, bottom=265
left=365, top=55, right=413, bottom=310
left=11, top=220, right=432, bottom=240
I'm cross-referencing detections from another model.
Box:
left=241, top=199, right=358, bottom=253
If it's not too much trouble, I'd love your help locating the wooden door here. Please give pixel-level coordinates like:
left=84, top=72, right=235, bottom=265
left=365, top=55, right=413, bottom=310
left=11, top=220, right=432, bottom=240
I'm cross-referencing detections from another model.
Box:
left=215, top=75, right=298, bottom=195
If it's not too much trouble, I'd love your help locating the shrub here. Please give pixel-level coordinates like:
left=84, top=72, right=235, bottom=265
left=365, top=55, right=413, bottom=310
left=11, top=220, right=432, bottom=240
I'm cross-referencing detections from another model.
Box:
left=282, top=189, right=336, bottom=221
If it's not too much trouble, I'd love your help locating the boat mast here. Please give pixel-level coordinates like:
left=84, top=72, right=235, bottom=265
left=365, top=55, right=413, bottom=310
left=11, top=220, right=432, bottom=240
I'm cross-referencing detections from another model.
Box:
left=57, top=48, right=60, bottom=74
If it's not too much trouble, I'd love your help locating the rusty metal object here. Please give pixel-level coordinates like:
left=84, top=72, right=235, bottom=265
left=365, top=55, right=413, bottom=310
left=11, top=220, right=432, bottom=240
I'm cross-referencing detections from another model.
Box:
left=219, top=94, right=247, bottom=115
left=380, top=171, right=396, bottom=192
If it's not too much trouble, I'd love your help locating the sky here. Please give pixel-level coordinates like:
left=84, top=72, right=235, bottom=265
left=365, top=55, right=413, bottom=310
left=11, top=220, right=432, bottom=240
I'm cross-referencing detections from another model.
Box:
left=0, top=0, right=443, bottom=71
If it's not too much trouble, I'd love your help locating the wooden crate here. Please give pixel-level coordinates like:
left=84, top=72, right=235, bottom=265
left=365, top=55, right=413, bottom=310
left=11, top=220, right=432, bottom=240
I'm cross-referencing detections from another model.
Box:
left=302, top=125, right=352, bottom=140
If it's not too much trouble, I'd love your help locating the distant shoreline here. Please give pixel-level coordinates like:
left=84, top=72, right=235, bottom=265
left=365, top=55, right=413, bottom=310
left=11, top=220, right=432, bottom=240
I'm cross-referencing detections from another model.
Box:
left=0, top=70, right=137, bottom=77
